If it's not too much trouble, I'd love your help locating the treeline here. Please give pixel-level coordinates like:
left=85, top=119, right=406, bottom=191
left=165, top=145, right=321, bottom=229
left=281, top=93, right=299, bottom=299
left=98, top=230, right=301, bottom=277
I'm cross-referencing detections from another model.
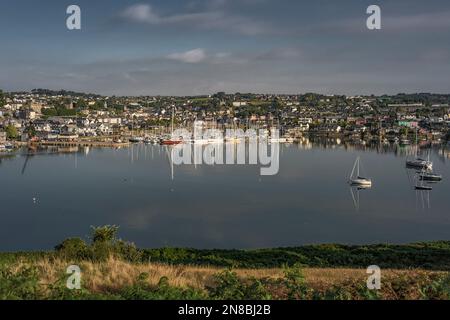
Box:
left=4, top=226, right=447, bottom=271
left=2, top=226, right=450, bottom=271
left=141, top=242, right=450, bottom=270
left=31, top=89, right=101, bottom=98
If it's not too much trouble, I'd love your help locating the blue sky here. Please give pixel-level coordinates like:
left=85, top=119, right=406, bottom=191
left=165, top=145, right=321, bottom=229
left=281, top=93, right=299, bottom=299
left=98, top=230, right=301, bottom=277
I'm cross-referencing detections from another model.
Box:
left=1, top=0, right=450, bottom=96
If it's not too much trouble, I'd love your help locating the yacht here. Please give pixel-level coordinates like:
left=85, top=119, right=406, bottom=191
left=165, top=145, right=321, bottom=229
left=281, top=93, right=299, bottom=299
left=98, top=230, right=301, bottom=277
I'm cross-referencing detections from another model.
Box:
left=349, top=157, right=372, bottom=187
left=406, top=158, right=433, bottom=170
left=406, top=128, right=433, bottom=170
left=160, top=106, right=183, bottom=145
left=418, top=172, right=443, bottom=182
left=129, top=137, right=144, bottom=143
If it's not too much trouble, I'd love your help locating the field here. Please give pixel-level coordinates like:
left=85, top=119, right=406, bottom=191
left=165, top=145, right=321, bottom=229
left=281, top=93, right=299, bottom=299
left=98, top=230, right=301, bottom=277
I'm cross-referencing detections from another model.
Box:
left=1, top=226, right=449, bottom=300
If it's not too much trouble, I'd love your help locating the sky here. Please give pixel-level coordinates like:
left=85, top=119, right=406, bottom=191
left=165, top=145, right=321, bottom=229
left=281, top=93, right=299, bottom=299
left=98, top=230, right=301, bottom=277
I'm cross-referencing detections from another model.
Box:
left=1, top=0, right=450, bottom=96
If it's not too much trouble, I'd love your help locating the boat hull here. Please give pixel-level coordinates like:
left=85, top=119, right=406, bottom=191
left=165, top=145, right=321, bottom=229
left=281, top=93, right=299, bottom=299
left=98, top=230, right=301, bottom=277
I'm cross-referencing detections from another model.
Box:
left=419, top=175, right=442, bottom=182
left=415, top=186, right=432, bottom=190
left=406, top=161, right=432, bottom=170
left=349, top=179, right=372, bottom=187
left=161, top=140, right=182, bottom=145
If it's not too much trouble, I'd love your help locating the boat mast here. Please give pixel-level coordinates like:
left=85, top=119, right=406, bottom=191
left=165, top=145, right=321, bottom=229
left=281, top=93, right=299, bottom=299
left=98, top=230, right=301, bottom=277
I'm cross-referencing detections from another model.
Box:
left=171, top=106, right=174, bottom=135
left=415, top=127, right=418, bottom=158
left=357, top=157, right=360, bottom=177
left=350, top=157, right=358, bottom=179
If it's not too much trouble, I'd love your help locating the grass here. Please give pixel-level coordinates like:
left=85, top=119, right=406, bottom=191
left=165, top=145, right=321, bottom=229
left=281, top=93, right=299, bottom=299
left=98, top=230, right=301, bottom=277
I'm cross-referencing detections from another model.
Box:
left=140, top=241, right=450, bottom=270
left=1, top=256, right=449, bottom=300
left=1, top=227, right=449, bottom=300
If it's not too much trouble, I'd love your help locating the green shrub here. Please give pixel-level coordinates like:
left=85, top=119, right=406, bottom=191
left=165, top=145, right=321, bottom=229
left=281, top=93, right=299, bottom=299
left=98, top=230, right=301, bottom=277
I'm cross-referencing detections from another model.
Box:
left=119, top=274, right=207, bottom=300
left=47, top=276, right=121, bottom=300
left=54, top=226, right=143, bottom=263
left=91, top=225, right=119, bottom=243
left=208, top=269, right=272, bottom=300
left=283, top=264, right=310, bottom=300
left=114, top=240, right=143, bottom=263
left=319, top=286, right=354, bottom=300
left=208, top=269, right=245, bottom=300
left=419, top=274, right=450, bottom=300
left=55, top=238, right=90, bottom=260
left=0, top=266, right=43, bottom=300
left=242, top=278, right=272, bottom=300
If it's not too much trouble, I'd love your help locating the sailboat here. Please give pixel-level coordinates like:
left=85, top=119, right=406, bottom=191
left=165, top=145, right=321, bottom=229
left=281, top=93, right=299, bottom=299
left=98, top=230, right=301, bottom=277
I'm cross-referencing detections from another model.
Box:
left=406, top=156, right=433, bottom=170
left=418, top=171, right=443, bottom=182
left=406, top=128, right=432, bottom=170
left=161, top=107, right=183, bottom=145
left=415, top=169, right=433, bottom=190
left=349, top=157, right=372, bottom=187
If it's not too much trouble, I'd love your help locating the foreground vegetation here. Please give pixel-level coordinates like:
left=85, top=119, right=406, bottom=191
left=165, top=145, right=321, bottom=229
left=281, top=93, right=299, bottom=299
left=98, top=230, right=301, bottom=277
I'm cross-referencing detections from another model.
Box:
left=1, top=226, right=449, bottom=300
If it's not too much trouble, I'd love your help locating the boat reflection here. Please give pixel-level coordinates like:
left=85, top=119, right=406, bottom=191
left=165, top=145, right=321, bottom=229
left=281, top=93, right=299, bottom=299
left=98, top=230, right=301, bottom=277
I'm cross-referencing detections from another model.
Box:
left=349, top=185, right=372, bottom=211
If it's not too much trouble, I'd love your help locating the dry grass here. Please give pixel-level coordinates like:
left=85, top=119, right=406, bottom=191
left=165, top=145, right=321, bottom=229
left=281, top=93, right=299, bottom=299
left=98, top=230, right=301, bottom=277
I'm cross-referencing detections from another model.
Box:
left=12, top=256, right=444, bottom=296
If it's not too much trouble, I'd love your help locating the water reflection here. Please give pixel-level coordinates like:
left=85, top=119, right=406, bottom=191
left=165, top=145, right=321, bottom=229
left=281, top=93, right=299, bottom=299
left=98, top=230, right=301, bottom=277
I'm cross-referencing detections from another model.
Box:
left=349, top=185, right=372, bottom=211
left=1, top=137, right=449, bottom=251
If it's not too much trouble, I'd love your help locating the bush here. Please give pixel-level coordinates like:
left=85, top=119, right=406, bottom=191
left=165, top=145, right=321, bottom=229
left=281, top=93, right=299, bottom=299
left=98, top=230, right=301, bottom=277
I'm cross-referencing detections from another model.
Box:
left=208, top=269, right=245, bottom=300
left=54, top=226, right=143, bottom=263
left=47, top=275, right=121, bottom=300
left=119, top=274, right=207, bottom=300
left=419, top=274, right=450, bottom=300
left=55, top=238, right=90, bottom=260
left=242, top=278, right=272, bottom=300
left=0, top=266, right=42, bottom=300
left=91, top=225, right=119, bottom=243
left=208, top=269, right=272, bottom=300
left=283, top=264, right=310, bottom=300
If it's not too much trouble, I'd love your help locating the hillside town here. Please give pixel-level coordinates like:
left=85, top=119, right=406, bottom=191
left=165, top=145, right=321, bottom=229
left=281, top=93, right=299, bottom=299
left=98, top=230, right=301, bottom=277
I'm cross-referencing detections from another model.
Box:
left=1, top=89, right=450, bottom=151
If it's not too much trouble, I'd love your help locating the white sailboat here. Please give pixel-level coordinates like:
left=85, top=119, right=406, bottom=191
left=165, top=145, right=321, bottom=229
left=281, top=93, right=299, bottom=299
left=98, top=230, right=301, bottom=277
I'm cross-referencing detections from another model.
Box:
left=406, top=128, right=432, bottom=170
left=349, top=157, right=372, bottom=187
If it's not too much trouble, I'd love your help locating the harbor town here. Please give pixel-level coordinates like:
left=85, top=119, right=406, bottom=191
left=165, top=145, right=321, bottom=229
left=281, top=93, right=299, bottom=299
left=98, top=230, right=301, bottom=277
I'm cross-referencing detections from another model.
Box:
left=1, top=89, right=450, bottom=151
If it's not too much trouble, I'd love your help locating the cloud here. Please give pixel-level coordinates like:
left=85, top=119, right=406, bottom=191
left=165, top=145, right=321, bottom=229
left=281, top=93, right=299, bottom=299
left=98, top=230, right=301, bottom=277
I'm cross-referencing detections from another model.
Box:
left=167, top=48, right=207, bottom=63
left=121, top=4, right=161, bottom=24
left=164, top=48, right=302, bottom=65
left=384, top=11, right=450, bottom=31
left=309, top=10, right=450, bottom=36
left=119, top=3, right=272, bottom=35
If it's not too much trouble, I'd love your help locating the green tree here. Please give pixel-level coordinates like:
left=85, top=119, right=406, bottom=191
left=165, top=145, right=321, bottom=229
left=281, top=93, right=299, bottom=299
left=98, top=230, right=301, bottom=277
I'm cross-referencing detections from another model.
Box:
left=25, top=125, right=37, bottom=138
left=91, top=225, right=119, bottom=243
left=0, top=89, right=5, bottom=107
left=5, top=125, right=18, bottom=140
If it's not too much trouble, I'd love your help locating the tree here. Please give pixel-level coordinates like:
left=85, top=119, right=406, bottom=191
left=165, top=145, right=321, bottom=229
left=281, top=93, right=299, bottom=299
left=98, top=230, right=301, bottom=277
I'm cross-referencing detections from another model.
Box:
left=25, top=124, right=37, bottom=138
left=0, top=89, right=5, bottom=107
left=91, top=225, right=119, bottom=243
left=5, top=125, right=18, bottom=140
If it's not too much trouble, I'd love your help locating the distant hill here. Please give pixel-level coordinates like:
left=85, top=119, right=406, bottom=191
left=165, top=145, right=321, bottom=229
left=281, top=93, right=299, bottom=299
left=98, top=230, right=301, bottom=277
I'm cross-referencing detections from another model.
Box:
left=30, top=88, right=102, bottom=98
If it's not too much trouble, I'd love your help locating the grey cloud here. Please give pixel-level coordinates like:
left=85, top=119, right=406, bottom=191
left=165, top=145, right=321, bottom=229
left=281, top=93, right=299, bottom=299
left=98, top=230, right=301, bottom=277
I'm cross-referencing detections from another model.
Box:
left=119, top=3, right=275, bottom=35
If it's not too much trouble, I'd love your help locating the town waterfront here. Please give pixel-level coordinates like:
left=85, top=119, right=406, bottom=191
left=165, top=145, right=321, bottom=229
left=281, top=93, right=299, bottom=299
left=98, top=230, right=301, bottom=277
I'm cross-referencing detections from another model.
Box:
left=1, top=140, right=450, bottom=251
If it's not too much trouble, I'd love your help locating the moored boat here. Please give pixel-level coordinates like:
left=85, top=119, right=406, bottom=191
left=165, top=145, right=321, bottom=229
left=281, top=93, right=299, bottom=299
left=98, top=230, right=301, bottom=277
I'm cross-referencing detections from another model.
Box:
left=415, top=185, right=433, bottom=191
left=349, top=157, right=372, bottom=187
left=129, top=137, right=144, bottom=143
left=419, top=172, right=443, bottom=182
left=406, top=158, right=433, bottom=170
left=161, top=139, right=182, bottom=145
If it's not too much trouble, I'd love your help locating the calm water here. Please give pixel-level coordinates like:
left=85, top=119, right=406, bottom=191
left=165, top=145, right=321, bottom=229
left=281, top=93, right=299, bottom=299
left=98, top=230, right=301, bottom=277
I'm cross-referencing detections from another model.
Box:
left=1, top=140, right=450, bottom=251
